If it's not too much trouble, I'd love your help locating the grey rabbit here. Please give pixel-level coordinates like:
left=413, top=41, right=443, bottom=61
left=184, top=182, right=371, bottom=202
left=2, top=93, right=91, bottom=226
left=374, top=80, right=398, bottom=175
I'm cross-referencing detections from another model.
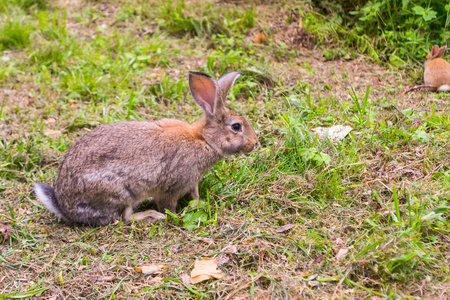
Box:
left=34, top=71, right=258, bottom=226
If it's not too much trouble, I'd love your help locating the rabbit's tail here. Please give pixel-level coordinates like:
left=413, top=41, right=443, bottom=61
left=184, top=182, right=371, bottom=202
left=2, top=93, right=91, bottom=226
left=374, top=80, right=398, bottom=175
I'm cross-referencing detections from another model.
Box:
left=34, top=183, right=68, bottom=222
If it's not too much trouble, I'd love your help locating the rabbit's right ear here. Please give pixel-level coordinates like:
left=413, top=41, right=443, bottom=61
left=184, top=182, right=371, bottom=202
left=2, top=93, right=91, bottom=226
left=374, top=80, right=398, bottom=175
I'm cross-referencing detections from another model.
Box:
left=437, top=45, right=447, bottom=58
left=189, top=71, right=218, bottom=117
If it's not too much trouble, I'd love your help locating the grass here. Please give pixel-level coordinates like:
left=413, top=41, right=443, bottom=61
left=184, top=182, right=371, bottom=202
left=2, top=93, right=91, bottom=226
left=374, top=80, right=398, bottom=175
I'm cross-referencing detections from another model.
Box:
left=0, top=0, right=449, bottom=299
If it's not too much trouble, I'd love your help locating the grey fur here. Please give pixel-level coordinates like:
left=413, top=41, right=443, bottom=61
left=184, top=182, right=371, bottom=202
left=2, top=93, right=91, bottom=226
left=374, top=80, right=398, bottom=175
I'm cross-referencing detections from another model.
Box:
left=34, top=71, right=258, bottom=226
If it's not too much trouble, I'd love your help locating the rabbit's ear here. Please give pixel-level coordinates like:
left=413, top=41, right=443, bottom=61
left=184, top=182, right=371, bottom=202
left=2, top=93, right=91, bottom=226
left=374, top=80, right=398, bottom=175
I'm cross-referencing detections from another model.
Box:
left=218, top=71, right=242, bottom=99
left=438, top=45, right=447, bottom=58
left=189, top=72, right=218, bottom=116
left=431, top=45, right=440, bottom=58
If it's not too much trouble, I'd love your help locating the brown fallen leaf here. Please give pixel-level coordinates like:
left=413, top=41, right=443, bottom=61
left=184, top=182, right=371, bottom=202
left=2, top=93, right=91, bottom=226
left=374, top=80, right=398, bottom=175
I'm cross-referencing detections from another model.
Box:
left=0, top=222, right=11, bottom=243
left=180, top=273, right=191, bottom=284
left=311, top=125, right=353, bottom=143
left=334, top=237, right=344, bottom=246
left=335, top=248, right=349, bottom=261
left=276, top=224, right=295, bottom=233
left=136, top=264, right=167, bottom=275
left=252, top=32, right=267, bottom=44
left=190, top=257, right=223, bottom=284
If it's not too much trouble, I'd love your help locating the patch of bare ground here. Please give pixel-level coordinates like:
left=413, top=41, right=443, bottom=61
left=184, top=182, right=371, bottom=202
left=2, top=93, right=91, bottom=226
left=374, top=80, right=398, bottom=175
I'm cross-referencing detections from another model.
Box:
left=0, top=87, right=42, bottom=137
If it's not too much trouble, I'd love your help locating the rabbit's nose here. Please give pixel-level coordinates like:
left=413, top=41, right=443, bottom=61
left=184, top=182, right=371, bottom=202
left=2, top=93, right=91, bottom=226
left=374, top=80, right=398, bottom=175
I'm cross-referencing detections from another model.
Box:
left=244, top=140, right=257, bottom=153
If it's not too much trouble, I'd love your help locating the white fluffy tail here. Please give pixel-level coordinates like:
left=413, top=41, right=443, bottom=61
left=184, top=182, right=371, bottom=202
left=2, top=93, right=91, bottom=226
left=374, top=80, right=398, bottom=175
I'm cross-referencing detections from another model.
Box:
left=33, top=183, right=68, bottom=221
left=437, top=85, right=450, bottom=92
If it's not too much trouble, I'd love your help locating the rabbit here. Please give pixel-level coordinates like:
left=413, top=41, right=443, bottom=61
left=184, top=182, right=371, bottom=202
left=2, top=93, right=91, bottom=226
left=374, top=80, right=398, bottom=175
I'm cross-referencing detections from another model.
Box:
left=424, top=45, right=450, bottom=91
left=404, top=45, right=450, bottom=93
left=34, top=71, right=258, bottom=226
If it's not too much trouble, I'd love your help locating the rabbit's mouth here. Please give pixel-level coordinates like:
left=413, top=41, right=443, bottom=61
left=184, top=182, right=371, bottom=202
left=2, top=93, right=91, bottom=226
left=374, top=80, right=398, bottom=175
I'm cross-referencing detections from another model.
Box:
left=240, top=143, right=257, bottom=154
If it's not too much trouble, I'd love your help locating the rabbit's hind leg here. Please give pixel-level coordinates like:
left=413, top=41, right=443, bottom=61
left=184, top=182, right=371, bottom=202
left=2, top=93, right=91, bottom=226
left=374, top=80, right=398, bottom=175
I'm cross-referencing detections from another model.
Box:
left=67, top=203, right=123, bottom=226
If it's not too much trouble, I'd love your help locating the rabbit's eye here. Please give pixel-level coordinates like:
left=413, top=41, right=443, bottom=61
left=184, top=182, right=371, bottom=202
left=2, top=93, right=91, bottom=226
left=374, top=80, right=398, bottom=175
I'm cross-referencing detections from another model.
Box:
left=231, top=123, right=242, bottom=132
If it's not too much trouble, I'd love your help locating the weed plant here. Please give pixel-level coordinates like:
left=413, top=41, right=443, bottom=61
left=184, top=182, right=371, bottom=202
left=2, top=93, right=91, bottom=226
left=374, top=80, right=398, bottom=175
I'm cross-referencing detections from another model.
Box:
left=309, top=0, right=450, bottom=66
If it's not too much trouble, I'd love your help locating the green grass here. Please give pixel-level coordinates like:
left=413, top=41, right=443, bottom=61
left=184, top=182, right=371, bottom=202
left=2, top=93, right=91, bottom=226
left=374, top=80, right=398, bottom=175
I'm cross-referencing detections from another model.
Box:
left=0, top=0, right=449, bottom=299
left=0, top=13, right=33, bottom=50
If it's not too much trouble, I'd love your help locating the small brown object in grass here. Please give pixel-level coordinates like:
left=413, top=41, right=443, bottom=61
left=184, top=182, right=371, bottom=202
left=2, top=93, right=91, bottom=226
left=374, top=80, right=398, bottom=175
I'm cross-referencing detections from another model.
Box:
left=0, top=222, right=11, bottom=243
left=190, top=257, right=223, bottom=284
left=252, top=32, right=267, bottom=44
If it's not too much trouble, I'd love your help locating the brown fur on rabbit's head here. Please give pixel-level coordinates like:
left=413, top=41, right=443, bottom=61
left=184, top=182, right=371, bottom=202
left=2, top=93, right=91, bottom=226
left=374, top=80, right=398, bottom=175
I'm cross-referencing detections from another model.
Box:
left=424, top=45, right=450, bottom=90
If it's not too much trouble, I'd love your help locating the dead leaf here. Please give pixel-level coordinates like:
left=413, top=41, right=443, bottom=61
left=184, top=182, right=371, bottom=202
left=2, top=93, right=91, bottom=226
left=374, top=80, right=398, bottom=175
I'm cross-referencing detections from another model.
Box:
left=371, top=297, right=384, bottom=300
left=43, top=129, right=62, bottom=137
left=335, top=248, right=349, bottom=261
left=311, top=125, right=353, bottom=143
left=276, top=224, right=295, bottom=233
left=0, top=222, right=11, bottom=243
left=190, top=257, right=223, bottom=284
left=136, top=264, right=166, bottom=275
left=252, top=32, right=267, bottom=44
left=180, top=273, right=191, bottom=284
left=334, top=237, right=344, bottom=246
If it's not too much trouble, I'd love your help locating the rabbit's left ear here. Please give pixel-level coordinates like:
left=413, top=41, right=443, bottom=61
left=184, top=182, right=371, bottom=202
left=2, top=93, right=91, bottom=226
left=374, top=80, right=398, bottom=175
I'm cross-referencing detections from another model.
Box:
left=218, top=71, right=242, bottom=101
left=189, top=72, right=218, bottom=116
